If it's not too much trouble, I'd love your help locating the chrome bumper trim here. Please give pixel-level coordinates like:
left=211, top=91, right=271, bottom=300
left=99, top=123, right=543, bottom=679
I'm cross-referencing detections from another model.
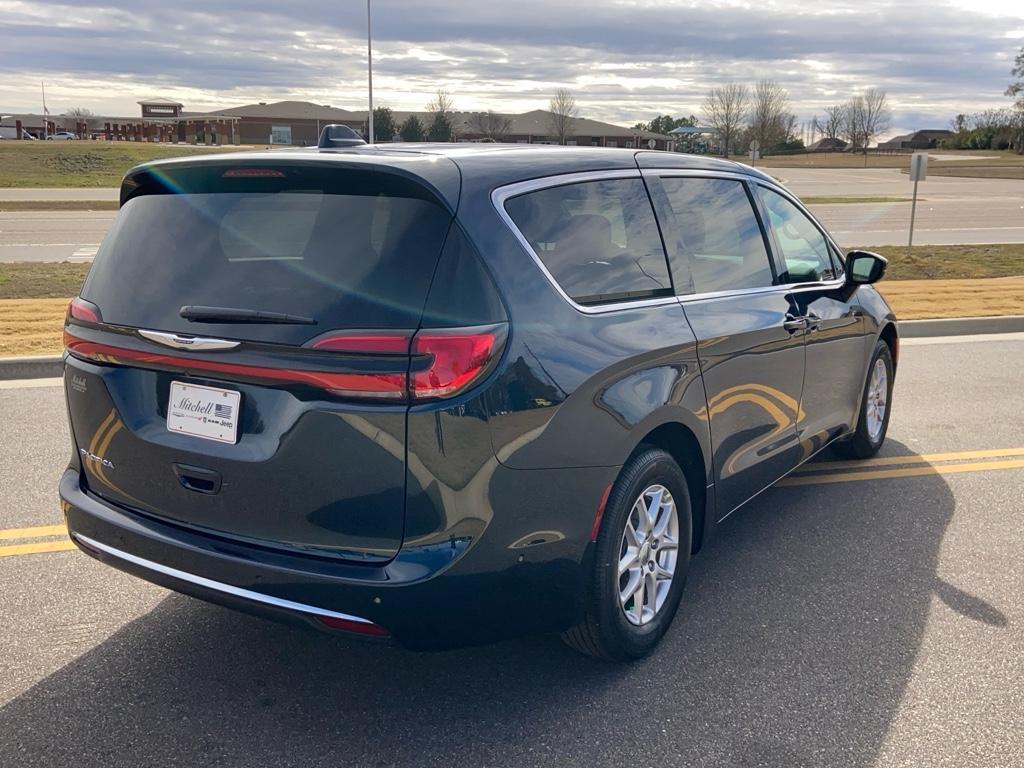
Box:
left=73, top=533, right=373, bottom=625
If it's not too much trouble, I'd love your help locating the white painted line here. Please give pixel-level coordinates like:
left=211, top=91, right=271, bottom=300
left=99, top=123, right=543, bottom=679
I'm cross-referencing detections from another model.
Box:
left=902, top=332, right=1024, bottom=346
left=0, top=377, right=63, bottom=389
left=0, top=243, right=100, bottom=248
left=69, top=245, right=98, bottom=263
left=833, top=226, right=1024, bottom=235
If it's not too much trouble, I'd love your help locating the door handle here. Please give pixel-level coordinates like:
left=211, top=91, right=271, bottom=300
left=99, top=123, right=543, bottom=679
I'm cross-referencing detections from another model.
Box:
left=783, top=315, right=808, bottom=333
left=805, top=312, right=823, bottom=332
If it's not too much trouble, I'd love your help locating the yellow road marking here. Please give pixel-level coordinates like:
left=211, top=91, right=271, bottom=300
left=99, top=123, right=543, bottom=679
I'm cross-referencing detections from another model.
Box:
left=0, top=524, right=67, bottom=541
left=0, top=539, right=76, bottom=558
left=794, top=447, right=1024, bottom=475
left=779, top=458, right=1024, bottom=487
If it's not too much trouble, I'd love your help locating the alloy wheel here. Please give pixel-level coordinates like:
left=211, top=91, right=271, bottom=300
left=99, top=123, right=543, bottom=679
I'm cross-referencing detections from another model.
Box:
left=618, top=484, right=680, bottom=626
left=865, top=358, right=888, bottom=441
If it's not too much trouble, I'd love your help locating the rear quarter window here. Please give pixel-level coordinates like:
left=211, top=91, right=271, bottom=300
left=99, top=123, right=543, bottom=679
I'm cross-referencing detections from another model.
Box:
left=503, top=178, right=673, bottom=306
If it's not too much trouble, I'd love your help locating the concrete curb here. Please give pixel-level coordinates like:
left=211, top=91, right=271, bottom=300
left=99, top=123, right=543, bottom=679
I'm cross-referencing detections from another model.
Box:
left=897, top=315, right=1024, bottom=338
left=0, top=355, right=64, bottom=380
left=1, top=316, right=1022, bottom=380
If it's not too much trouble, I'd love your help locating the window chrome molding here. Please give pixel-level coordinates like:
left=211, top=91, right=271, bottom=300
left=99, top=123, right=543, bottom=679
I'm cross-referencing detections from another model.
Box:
left=73, top=533, right=375, bottom=626
left=491, top=169, right=682, bottom=315
left=491, top=168, right=848, bottom=315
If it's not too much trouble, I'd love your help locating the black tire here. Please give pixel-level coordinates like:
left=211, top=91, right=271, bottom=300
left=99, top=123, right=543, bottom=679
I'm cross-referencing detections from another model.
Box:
left=834, top=339, right=894, bottom=460
left=562, top=448, right=692, bottom=661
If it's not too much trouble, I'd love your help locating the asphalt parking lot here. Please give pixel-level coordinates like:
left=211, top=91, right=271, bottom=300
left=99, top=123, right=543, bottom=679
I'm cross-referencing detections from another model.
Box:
left=1, top=333, right=1022, bottom=767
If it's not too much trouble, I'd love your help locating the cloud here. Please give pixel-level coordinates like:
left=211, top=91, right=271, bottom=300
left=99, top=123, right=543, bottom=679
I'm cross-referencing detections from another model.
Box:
left=1, top=0, right=1021, bottom=134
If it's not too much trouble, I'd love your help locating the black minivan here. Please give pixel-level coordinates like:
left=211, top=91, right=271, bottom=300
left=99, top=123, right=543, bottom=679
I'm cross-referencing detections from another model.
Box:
left=60, top=141, right=896, bottom=660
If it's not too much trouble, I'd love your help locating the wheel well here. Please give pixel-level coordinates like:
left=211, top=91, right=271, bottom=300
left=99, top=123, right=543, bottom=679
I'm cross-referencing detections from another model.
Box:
left=879, top=322, right=899, bottom=369
left=634, top=423, right=707, bottom=554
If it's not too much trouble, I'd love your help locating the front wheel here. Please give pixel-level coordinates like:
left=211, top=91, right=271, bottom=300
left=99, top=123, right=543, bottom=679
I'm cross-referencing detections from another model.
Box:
left=562, top=448, right=692, bottom=661
left=835, top=339, right=894, bottom=459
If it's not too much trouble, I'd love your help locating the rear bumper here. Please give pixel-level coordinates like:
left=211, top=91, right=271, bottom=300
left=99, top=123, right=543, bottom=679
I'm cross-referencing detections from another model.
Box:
left=60, top=466, right=604, bottom=649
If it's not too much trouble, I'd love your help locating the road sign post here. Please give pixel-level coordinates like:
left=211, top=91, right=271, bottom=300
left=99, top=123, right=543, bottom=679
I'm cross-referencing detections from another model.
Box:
left=749, top=139, right=760, bottom=166
left=907, top=152, right=928, bottom=257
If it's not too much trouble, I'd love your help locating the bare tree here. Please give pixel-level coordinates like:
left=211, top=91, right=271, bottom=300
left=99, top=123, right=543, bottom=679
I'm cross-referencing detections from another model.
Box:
left=1007, top=45, right=1024, bottom=152
left=63, top=107, right=94, bottom=118
left=426, top=89, right=456, bottom=142
left=548, top=88, right=578, bottom=145
left=859, top=88, right=891, bottom=153
left=748, top=79, right=794, bottom=151
left=426, top=89, right=455, bottom=116
left=813, top=104, right=846, bottom=142
left=702, top=83, right=749, bottom=158
left=467, top=110, right=512, bottom=141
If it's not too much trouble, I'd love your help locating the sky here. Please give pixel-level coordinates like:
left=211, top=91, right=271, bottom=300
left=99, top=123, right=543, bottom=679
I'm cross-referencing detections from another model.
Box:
left=2, top=0, right=1023, bottom=138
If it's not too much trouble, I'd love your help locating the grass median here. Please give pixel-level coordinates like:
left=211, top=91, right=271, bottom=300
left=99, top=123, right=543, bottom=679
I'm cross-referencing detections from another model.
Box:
left=1, top=244, right=1022, bottom=356
left=0, top=141, right=259, bottom=188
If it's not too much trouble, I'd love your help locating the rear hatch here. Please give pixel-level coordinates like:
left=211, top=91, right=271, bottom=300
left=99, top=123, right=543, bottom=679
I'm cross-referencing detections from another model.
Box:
left=63, top=156, right=503, bottom=563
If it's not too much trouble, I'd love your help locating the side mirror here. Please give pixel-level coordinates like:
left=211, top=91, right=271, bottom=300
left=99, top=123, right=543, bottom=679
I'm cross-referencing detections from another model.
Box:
left=846, top=250, right=887, bottom=285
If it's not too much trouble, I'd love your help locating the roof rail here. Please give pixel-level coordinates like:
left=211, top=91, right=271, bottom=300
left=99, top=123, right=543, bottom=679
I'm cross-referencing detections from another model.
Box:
left=318, top=124, right=367, bottom=149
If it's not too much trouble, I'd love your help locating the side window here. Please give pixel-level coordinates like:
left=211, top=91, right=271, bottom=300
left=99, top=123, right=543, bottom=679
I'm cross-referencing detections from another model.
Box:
left=756, top=187, right=836, bottom=283
left=658, top=177, right=774, bottom=294
left=503, top=178, right=672, bottom=306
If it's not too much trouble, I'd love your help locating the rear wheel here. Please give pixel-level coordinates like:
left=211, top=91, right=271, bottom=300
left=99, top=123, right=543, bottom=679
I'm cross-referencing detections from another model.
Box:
left=562, top=448, right=692, bottom=660
left=835, top=339, right=894, bottom=459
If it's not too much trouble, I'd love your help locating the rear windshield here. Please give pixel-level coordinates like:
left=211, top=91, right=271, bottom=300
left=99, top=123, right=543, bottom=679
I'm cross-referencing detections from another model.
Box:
left=82, top=165, right=453, bottom=345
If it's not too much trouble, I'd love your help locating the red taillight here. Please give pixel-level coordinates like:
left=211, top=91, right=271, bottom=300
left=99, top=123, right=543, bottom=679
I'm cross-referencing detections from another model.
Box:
left=310, top=332, right=411, bottom=354
left=310, top=324, right=506, bottom=402
left=67, top=297, right=100, bottom=324
left=316, top=615, right=390, bottom=637
left=410, top=328, right=502, bottom=400
left=64, top=323, right=505, bottom=402
left=221, top=168, right=286, bottom=178
left=64, top=330, right=407, bottom=399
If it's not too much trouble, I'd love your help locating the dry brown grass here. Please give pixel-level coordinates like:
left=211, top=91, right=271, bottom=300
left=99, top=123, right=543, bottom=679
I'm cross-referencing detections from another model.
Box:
left=2, top=277, right=1022, bottom=357
left=879, top=277, right=1024, bottom=320
left=0, top=298, right=68, bottom=356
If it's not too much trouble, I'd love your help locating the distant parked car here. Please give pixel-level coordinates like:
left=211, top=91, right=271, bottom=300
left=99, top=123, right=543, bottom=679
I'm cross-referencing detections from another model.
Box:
left=60, top=142, right=897, bottom=660
left=47, top=131, right=78, bottom=140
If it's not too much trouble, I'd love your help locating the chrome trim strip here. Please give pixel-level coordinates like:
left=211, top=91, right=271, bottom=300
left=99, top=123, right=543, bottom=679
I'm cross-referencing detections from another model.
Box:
left=138, top=329, right=241, bottom=352
left=73, top=533, right=373, bottom=625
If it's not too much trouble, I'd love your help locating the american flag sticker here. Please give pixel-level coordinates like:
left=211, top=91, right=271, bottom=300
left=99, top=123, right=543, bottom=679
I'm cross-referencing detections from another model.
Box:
left=214, top=403, right=233, bottom=420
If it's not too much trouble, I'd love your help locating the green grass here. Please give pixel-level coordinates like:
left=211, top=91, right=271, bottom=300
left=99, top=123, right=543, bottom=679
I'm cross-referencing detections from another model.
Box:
left=0, top=141, right=257, bottom=188
left=803, top=196, right=912, bottom=204
left=851, top=243, right=1024, bottom=281
left=745, top=149, right=1024, bottom=178
left=0, top=200, right=120, bottom=211
left=0, top=262, right=92, bottom=299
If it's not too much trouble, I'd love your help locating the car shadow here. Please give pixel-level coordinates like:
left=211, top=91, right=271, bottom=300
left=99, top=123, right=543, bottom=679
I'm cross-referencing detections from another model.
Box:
left=0, top=440, right=977, bottom=767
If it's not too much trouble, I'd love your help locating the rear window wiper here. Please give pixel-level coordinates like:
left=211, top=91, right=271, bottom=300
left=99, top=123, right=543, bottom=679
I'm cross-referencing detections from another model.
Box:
left=180, top=305, right=316, bottom=325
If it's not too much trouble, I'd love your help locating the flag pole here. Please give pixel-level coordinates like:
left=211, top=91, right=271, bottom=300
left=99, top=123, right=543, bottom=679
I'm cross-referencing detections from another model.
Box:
left=41, top=81, right=48, bottom=139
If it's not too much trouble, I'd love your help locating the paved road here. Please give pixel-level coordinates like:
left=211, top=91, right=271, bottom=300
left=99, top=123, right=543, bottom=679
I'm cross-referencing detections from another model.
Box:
left=776, top=168, right=1024, bottom=248
left=2, top=169, right=1022, bottom=261
left=0, top=188, right=119, bottom=202
left=1, top=334, right=1022, bottom=767
left=0, top=210, right=112, bottom=262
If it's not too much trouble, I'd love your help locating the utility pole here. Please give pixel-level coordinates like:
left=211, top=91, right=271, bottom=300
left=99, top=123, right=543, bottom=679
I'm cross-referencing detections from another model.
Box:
left=367, top=0, right=374, bottom=144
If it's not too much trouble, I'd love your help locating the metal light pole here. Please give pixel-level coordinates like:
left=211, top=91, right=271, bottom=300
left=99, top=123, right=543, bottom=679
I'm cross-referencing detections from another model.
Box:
left=367, top=0, right=374, bottom=144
